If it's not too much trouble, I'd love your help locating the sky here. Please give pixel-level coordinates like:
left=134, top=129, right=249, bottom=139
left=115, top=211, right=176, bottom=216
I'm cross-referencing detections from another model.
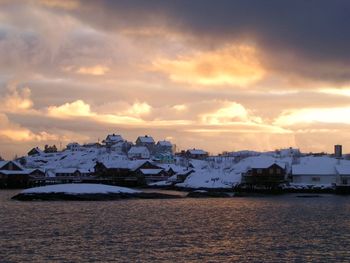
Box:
left=1, top=0, right=350, bottom=158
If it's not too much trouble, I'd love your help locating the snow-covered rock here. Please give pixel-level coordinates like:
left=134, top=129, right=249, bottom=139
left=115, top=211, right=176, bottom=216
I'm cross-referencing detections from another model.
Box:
left=21, top=183, right=140, bottom=194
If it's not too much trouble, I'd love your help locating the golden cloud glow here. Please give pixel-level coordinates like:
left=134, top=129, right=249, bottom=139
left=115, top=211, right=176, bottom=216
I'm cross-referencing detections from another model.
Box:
left=152, top=44, right=264, bottom=86
left=124, top=102, right=151, bottom=116
left=318, top=88, right=350, bottom=97
left=173, top=104, right=187, bottom=111
left=76, top=65, right=110, bottom=76
left=275, top=106, right=350, bottom=126
left=3, top=86, right=33, bottom=113
left=48, top=100, right=93, bottom=118
left=200, top=102, right=262, bottom=125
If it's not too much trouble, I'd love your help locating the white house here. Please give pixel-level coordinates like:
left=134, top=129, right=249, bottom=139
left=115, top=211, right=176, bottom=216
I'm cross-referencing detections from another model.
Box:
left=103, top=134, right=124, bottom=147
left=291, top=157, right=337, bottom=185
left=156, top=140, right=173, bottom=153
left=128, top=146, right=150, bottom=159
left=335, top=165, right=350, bottom=187
left=66, top=142, right=81, bottom=151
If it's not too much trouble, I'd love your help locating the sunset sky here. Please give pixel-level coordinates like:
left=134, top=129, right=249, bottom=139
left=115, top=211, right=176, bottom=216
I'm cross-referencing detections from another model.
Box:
left=1, top=0, right=350, bottom=158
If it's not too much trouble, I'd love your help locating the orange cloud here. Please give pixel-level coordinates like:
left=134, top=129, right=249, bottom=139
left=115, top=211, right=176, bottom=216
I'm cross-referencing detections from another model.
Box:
left=152, top=44, right=264, bottom=86
left=274, top=106, right=350, bottom=126
left=48, top=100, right=93, bottom=118
left=2, top=85, right=33, bottom=113
left=76, top=65, right=110, bottom=76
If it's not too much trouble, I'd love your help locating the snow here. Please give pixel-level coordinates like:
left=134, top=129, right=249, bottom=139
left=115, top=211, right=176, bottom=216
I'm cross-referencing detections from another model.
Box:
left=292, top=156, right=345, bottom=175
left=157, top=140, right=172, bottom=147
left=21, top=183, right=140, bottom=194
left=188, top=149, right=207, bottom=155
left=137, top=136, right=155, bottom=143
left=335, top=165, right=350, bottom=175
left=105, top=134, right=123, bottom=143
left=128, top=146, right=149, bottom=154
left=140, top=168, right=163, bottom=175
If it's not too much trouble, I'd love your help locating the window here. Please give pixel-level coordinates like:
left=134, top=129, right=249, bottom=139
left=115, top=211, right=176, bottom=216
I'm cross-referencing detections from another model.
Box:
left=269, top=168, right=274, bottom=174
left=312, top=177, right=320, bottom=182
left=342, top=179, right=348, bottom=185
left=257, top=169, right=262, bottom=174
left=276, top=169, right=281, bottom=174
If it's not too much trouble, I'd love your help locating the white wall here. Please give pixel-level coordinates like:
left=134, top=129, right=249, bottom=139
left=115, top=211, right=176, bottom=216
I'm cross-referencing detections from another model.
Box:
left=292, top=175, right=335, bottom=185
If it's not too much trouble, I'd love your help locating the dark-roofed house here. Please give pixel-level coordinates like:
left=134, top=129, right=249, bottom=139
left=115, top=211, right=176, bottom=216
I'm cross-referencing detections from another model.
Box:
left=131, top=161, right=167, bottom=184
left=185, top=149, right=208, bottom=160
left=241, top=161, right=286, bottom=190
left=28, top=147, right=43, bottom=156
left=94, top=160, right=137, bottom=186
left=0, top=161, right=30, bottom=188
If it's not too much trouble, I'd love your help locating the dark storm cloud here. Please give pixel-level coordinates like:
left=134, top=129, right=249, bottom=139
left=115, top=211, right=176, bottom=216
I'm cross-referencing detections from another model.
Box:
left=66, top=0, right=350, bottom=82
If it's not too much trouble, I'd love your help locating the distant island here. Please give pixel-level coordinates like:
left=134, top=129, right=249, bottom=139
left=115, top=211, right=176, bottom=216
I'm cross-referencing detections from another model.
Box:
left=1, top=133, right=350, bottom=194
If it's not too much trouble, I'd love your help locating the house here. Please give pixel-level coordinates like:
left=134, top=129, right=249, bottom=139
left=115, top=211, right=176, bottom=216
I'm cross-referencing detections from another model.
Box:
left=94, top=159, right=141, bottom=186
left=28, top=168, right=46, bottom=178
left=185, top=149, right=208, bottom=160
left=153, top=152, right=175, bottom=163
left=136, top=135, right=155, bottom=153
left=128, top=146, right=150, bottom=159
left=103, top=134, right=124, bottom=147
left=82, top=142, right=102, bottom=148
left=241, top=160, right=286, bottom=189
left=27, top=147, right=43, bottom=156
left=156, top=140, right=173, bottom=153
left=291, top=157, right=337, bottom=185
left=110, top=141, right=132, bottom=154
left=335, top=165, right=350, bottom=193
left=0, top=161, right=30, bottom=188
left=66, top=142, right=81, bottom=151
left=131, top=161, right=167, bottom=184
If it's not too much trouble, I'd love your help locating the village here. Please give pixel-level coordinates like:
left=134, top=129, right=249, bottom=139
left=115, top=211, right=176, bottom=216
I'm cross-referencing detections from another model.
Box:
left=1, top=133, right=350, bottom=194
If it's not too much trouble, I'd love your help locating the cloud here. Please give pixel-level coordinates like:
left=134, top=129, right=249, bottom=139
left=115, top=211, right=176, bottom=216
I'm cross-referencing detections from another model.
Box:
left=2, top=85, right=33, bottom=112
left=274, top=106, right=350, bottom=126
left=152, top=44, right=264, bottom=86
left=76, top=65, right=110, bottom=76
left=0, top=113, right=58, bottom=142
left=39, top=0, right=79, bottom=10
left=47, top=100, right=93, bottom=118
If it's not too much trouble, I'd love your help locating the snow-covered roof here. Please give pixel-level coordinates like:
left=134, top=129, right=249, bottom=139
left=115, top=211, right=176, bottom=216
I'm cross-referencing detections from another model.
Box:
left=128, top=146, right=150, bottom=155
left=28, top=147, right=43, bottom=154
left=129, top=160, right=149, bottom=171
left=0, top=161, right=7, bottom=168
left=105, top=134, right=123, bottom=142
left=99, top=160, right=130, bottom=169
left=292, top=157, right=338, bottom=175
left=140, top=169, right=163, bottom=175
left=137, top=136, right=155, bottom=143
left=335, top=165, right=350, bottom=175
left=0, top=170, right=30, bottom=175
left=0, top=161, right=24, bottom=171
left=187, top=149, right=208, bottom=155
left=249, top=159, right=286, bottom=169
left=55, top=168, right=79, bottom=174
left=157, top=140, right=172, bottom=147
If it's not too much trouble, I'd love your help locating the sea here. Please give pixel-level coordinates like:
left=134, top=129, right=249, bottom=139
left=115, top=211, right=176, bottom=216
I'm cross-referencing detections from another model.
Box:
left=1, top=190, right=350, bottom=262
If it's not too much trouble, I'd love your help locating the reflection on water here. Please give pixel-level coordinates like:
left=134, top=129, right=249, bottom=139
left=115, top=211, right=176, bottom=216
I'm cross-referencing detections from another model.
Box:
left=1, top=190, right=350, bottom=262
